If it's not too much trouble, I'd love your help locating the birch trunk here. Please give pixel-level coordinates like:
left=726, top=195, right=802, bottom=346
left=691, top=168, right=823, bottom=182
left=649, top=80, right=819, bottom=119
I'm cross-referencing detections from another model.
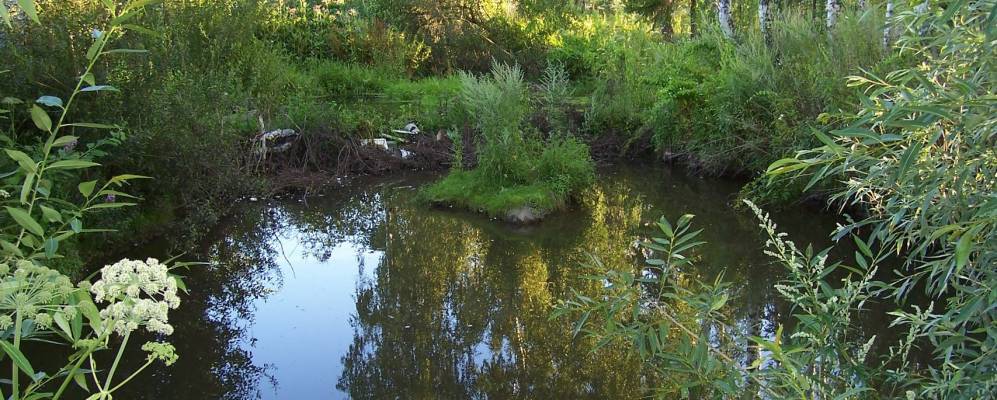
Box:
left=883, top=0, right=894, bottom=49
left=759, top=0, right=771, bottom=46
left=826, top=0, right=840, bottom=31
left=717, top=0, right=734, bottom=39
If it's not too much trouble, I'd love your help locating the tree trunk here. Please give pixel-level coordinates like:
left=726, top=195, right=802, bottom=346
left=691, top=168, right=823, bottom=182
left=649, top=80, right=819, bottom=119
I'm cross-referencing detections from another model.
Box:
left=826, top=0, right=839, bottom=31
left=717, top=0, right=734, bottom=39
left=883, top=0, right=894, bottom=49
left=659, top=0, right=675, bottom=39
left=759, top=0, right=772, bottom=46
left=690, top=0, right=698, bottom=36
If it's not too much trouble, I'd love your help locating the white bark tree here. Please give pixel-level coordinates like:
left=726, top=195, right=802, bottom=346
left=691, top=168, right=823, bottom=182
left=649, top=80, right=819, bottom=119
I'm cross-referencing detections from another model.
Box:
left=717, top=0, right=734, bottom=39
left=883, top=0, right=894, bottom=49
left=759, top=0, right=772, bottom=45
left=826, top=0, right=840, bottom=31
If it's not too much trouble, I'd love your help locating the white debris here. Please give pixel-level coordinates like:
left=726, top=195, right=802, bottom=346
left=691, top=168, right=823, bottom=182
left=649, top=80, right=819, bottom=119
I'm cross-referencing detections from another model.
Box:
left=255, top=128, right=299, bottom=154
left=361, top=138, right=390, bottom=150
left=392, top=122, right=420, bottom=136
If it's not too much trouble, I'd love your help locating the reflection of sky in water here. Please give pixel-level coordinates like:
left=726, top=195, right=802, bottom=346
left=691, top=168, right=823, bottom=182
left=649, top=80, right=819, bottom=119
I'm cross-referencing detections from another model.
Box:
left=248, top=234, right=381, bottom=399
left=100, top=166, right=911, bottom=400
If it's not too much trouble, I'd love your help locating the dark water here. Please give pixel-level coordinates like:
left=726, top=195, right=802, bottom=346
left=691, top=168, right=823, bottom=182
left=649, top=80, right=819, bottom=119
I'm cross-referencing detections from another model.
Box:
left=109, top=165, right=862, bottom=399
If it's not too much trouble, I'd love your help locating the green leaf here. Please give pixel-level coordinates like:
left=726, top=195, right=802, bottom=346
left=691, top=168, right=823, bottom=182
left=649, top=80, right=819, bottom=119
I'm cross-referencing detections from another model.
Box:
left=5, top=149, right=37, bottom=172
left=69, top=218, right=82, bottom=233
left=830, top=127, right=878, bottom=141
left=52, top=135, right=79, bottom=147
left=108, top=174, right=151, bottom=184
left=955, top=233, right=972, bottom=269
left=73, top=369, right=89, bottom=391
left=895, top=141, right=923, bottom=182
left=20, top=172, right=34, bottom=203
left=35, top=96, right=64, bottom=108
left=43, top=237, right=58, bottom=258
left=53, top=312, right=73, bottom=340
left=854, top=236, right=873, bottom=258
left=0, top=339, right=36, bottom=378
left=39, top=205, right=62, bottom=223
left=81, top=73, right=96, bottom=86
left=85, top=34, right=107, bottom=61
left=46, top=160, right=100, bottom=170
left=85, top=202, right=137, bottom=210
left=6, top=206, right=45, bottom=237
left=110, top=10, right=138, bottom=25
left=102, top=48, right=148, bottom=54
left=78, top=180, right=98, bottom=197
left=0, top=240, right=23, bottom=257
left=17, top=0, right=39, bottom=24
left=80, top=85, right=119, bottom=93
left=30, top=105, right=52, bottom=132
left=814, top=129, right=844, bottom=154
left=63, top=122, right=117, bottom=130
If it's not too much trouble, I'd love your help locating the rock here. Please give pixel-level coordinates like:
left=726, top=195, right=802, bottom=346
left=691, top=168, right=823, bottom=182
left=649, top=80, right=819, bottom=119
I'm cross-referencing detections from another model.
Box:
left=505, top=206, right=544, bottom=224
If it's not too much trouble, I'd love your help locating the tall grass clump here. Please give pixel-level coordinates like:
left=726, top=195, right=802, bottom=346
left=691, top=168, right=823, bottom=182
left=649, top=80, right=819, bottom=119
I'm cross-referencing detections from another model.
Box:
left=421, top=62, right=594, bottom=220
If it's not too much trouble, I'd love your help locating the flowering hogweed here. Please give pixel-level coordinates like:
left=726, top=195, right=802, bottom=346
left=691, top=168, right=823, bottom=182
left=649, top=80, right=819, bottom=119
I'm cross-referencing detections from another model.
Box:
left=0, top=260, right=76, bottom=326
left=90, top=258, right=181, bottom=336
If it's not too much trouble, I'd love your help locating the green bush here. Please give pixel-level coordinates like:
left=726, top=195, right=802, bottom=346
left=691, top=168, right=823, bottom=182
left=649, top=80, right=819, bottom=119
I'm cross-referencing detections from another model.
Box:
left=422, top=62, right=594, bottom=218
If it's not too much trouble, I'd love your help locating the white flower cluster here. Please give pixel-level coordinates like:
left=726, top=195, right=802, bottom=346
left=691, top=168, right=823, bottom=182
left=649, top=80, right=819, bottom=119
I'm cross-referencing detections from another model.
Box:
left=91, top=258, right=180, bottom=336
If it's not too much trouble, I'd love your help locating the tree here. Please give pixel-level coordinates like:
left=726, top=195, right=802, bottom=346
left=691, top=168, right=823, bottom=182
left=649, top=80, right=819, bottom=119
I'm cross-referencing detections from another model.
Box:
left=690, top=0, right=698, bottom=35
left=717, top=0, right=734, bottom=38
left=759, top=0, right=772, bottom=45
left=826, top=0, right=840, bottom=30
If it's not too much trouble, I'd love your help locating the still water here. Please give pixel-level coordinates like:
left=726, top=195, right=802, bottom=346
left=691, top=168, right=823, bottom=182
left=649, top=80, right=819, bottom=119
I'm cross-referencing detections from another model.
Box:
left=113, top=165, right=856, bottom=399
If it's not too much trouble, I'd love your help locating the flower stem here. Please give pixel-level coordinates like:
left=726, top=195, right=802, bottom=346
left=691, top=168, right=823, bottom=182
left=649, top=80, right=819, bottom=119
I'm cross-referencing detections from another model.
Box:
left=103, top=330, right=130, bottom=391
left=12, top=311, right=23, bottom=400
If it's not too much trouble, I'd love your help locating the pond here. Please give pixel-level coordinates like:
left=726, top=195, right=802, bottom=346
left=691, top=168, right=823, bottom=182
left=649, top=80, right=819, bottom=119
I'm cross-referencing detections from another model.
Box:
left=108, top=165, right=872, bottom=399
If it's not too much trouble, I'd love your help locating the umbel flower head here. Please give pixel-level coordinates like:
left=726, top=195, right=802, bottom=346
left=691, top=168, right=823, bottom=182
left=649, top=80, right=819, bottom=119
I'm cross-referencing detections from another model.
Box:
left=0, top=260, right=75, bottom=327
left=91, top=258, right=180, bottom=336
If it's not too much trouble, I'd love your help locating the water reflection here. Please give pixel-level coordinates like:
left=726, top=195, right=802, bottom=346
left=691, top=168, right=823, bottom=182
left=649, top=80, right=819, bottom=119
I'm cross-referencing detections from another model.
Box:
left=112, top=165, right=848, bottom=399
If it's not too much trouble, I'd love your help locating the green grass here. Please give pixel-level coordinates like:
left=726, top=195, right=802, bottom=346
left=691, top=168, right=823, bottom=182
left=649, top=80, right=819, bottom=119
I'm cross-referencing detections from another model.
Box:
left=420, top=170, right=562, bottom=217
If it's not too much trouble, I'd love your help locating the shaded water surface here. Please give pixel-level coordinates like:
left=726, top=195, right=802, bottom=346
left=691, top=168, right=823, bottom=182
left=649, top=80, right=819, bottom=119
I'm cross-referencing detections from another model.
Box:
left=114, top=165, right=852, bottom=399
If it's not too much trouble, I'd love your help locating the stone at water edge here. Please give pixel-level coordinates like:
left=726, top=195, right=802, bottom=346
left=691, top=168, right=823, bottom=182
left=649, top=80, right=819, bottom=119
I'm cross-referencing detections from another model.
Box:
left=505, top=206, right=545, bottom=224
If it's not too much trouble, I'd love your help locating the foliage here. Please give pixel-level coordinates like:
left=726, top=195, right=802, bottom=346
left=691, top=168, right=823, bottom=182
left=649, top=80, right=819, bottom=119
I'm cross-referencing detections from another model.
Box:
left=0, top=1, right=187, bottom=399
left=422, top=62, right=595, bottom=217
left=768, top=0, right=997, bottom=396
left=562, top=1, right=996, bottom=399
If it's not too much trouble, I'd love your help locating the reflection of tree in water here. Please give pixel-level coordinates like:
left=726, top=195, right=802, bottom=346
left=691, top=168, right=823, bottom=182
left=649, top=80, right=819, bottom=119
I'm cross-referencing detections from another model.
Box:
left=317, top=176, right=650, bottom=399
left=110, top=167, right=855, bottom=399
left=113, top=207, right=288, bottom=400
